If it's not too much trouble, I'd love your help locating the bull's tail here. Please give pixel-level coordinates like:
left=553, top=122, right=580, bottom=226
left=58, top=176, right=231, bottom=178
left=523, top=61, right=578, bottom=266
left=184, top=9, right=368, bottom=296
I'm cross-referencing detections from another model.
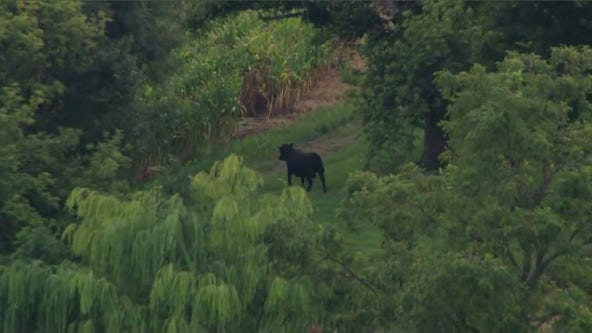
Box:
left=314, top=153, right=325, bottom=173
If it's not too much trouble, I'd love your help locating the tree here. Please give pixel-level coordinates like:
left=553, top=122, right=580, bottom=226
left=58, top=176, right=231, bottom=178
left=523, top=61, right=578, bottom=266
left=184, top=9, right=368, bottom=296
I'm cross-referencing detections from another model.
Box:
left=1, top=154, right=368, bottom=332
left=358, top=0, right=495, bottom=172
left=340, top=46, right=592, bottom=331
left=0, top=0, right=131, bottom=256
left=490, top=0, right=592, bottom=58
left=179, top=0, right=384, bottom=41
left=359, top=0, right=592, bottom=174
left=95, top=0, right=187, bottom=81
left=435, top=47, right=592, bottom=329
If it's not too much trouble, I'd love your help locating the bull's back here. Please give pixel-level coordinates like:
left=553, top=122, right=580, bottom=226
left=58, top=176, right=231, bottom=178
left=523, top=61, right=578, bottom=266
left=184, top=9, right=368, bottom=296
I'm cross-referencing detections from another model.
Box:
left=288, top=152, right=325, bottom=175
left=311, top=153, right=325, bottom=173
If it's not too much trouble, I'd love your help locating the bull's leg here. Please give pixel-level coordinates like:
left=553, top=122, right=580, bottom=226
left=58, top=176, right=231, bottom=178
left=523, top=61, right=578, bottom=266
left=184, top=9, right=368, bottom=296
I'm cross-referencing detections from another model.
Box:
left=306, top=176, right=313, bottom=192
left=319, top=172, right=327, bottom=193
left=288, top=171, right=293, bottom=186
left=300, top=177, right=305, bottom=187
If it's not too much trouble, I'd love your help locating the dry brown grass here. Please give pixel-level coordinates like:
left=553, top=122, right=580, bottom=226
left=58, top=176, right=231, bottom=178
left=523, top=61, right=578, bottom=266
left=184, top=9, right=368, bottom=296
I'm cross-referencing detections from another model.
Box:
left=239, top=65, right=273, bottom=117
left=237, top=43, right=366, bottom=139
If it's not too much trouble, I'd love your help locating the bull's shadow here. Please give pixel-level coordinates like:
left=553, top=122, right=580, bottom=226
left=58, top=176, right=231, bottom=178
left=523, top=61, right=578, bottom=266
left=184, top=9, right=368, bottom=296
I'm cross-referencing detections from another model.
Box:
left=278, top=143, right=327, bottom=193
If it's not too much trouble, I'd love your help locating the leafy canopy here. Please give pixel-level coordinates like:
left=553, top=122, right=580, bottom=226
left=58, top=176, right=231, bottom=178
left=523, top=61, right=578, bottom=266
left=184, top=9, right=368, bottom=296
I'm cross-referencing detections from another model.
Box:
left=340, top=46, right=592, bottom=332
left=1, top=154, right=356, bottom=332
left=358, top=0, right=495, bottom=172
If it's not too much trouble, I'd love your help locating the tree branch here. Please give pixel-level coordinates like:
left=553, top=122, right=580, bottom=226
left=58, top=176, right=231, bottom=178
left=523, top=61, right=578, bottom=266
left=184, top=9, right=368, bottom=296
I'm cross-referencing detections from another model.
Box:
left=541, top=250, right=564, bottom=269
left=458, top=307, right=480, bottom=333
left=504, top=241, right=520, bottom=271
left=521, top=249, right=532, bottom=282
left=569, top=228, right=580, bottom=242
left=508, top=157, right=519, bottom=176
left=417, top=204, right=439, bottom=226
left=527, top=252, right=545, bottom=288
left=526, top=225, right=583, bottom=287
left=528, top=248, right=567, bottom=288
left=531, top=161, right=556, bottom=209
left=327, top=256, right=378, bottom=295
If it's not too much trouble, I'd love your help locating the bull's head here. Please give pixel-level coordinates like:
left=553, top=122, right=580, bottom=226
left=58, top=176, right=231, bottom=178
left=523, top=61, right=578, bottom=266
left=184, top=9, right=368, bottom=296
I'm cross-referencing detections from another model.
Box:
left=278, top=143, right=294, bottom=161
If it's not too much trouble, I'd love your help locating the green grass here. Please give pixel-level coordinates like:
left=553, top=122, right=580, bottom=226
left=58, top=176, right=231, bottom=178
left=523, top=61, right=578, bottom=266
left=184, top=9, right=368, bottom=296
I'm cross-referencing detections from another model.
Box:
left=254, top=112, right=383, bottom=255
left=149, top=99, right=383, bottom=254
left=187, top=102, right=356, bottom=173
left=143, top=94, right=427, bottom=256
left=139, top=101, right=354, bottom=190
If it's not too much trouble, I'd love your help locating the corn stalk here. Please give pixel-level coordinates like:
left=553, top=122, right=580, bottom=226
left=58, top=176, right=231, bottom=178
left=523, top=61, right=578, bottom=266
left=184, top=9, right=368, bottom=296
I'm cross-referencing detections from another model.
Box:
left=133, top=10, right=332, bottom=180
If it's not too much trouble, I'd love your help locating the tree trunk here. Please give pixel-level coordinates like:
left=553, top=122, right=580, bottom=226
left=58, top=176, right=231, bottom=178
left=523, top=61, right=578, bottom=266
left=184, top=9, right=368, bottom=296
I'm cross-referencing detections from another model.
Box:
left=420, top=107, right=447, bottom=170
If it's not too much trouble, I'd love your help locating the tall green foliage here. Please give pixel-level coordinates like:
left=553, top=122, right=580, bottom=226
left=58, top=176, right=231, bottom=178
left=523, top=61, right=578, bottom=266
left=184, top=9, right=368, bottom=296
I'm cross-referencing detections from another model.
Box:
left=340, top=46, right=592, bottom=331
left=94, top=0, right=187, bottom=82
left=490, top=1, right=592, bottom=58
left=360, top=0, right=592, bottom=174
left=1, top=154, right=359, bottom=332
left=179, top=0, right=383, bottom=40
left=132, top=10, right=330, bottom=176
left=359, top=0, right=494, bottom=172
left=1, top=0, right=140, bottom=144
left=0, top=0, right=131, bottom=256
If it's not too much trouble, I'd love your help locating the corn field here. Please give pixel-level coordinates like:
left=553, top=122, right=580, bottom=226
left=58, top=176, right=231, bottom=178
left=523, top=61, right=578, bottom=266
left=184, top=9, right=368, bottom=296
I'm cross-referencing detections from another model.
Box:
left=133, top=10, right=331, bottom=181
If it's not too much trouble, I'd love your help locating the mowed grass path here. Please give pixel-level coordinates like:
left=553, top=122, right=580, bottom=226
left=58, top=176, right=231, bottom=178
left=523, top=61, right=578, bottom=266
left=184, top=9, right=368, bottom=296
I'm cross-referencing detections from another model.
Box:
left=167, top=100, right=382, bottom=254
left=239, top=103, right=382, bottom=255
left=256, top=120, right=382, bottom=254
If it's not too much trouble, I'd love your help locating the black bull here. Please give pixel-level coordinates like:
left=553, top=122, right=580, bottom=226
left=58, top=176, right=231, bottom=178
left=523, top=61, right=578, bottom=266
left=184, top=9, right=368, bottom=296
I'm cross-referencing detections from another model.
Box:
left=278, top=143, right=327, bottom=193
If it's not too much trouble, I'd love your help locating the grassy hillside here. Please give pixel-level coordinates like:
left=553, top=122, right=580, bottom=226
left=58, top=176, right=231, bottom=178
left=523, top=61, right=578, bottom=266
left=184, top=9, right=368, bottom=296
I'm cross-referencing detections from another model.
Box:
left=255, top=116, right=382, bottom=254
left=226, top=99, right=384, bottom=254
left=145, top=45, right=433, bottom=256
left=148, top=96, right=385, bottom=255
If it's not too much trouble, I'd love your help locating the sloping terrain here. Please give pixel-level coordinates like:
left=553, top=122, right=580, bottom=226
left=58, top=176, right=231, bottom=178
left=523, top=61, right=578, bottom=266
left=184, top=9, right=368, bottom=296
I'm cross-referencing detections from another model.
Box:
left=233, top=47, right=382, bottom=254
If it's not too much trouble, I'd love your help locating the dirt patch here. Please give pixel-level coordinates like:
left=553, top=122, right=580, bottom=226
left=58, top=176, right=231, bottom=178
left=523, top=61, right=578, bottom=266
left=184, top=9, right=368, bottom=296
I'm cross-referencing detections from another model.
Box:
left=344, top=44, right=367, bottom=73
left=236, top=69, right=354, bottom=138
left=293, top=68, right=355, bottom=114
left=236, top=45, right=366, bottom=139
left=236, top=113, right=301, bottom=138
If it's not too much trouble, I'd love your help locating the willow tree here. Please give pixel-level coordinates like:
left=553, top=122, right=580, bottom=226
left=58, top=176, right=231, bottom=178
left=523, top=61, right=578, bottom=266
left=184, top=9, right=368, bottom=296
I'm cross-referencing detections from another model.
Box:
left=0, top=154, right=337, bottom=332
